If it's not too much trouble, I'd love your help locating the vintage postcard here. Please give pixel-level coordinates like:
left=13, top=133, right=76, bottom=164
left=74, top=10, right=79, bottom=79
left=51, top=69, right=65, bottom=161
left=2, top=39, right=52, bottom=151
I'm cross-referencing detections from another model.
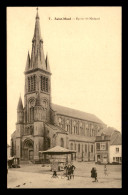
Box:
left=7, top=6, right=121, bottom=188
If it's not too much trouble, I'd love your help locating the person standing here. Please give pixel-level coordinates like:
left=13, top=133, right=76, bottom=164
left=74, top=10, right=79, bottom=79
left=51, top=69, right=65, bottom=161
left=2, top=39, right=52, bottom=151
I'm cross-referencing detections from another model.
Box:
left=67, top=164, right=72, bottom=180
left=64, top=163, right=68, bottom=177
left=91, top=167, right=98, bottom=182
left=94, top=167, right=98, bottom=182
left=104, top=165, right=108, bottom=176
left=70, top=162, right=76, bottom=179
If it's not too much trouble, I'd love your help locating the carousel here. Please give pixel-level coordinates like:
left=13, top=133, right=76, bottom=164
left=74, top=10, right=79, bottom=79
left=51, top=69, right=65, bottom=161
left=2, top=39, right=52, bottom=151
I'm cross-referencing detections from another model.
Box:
left=39, top=146, right=76, bottom=171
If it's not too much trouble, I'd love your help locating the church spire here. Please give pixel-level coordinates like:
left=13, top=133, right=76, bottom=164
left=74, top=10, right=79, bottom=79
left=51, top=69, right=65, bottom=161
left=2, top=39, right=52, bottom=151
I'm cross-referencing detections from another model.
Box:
left=25, top=51, right=31, bottom=71
left=45, top=53, right=51, bottom=72
left=33, top=7, right=42, bottom=43
left=17, top=95, right=23, bottom=110
left=30, top=8, right=46, bottom=70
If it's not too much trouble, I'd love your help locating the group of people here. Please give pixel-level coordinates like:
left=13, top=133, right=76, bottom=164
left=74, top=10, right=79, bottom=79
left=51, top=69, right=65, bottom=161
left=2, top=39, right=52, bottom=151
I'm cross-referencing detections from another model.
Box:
left=52, top=161, right=108, bottom=182
left=64, top=162, right=76, bottom=180
left=51, top=162, right=76, bottom=179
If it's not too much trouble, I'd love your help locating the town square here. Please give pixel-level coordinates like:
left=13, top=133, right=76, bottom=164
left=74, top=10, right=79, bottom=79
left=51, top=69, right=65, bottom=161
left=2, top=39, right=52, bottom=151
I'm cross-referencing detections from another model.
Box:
left=7, top=161, right=121, bottom=188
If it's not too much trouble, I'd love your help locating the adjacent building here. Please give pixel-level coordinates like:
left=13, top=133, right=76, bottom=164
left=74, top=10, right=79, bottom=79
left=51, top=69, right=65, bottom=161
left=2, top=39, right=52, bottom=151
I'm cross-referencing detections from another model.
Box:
left=11, top=9, right=107, bottom=163
left=109, top=132, right=122, bottom=164
left=95, top=128, right=122, bottom=164
left=95, top=133, right=110, bottom=164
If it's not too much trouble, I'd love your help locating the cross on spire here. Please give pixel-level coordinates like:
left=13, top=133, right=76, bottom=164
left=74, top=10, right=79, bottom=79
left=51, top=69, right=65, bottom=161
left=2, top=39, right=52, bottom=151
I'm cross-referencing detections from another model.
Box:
left=36, top=7, right=39, bottom=19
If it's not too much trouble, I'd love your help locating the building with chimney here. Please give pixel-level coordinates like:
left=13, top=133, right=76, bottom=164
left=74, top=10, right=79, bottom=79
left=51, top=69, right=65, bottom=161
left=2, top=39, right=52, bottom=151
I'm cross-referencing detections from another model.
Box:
left=11, top=9, right=106, bottom=163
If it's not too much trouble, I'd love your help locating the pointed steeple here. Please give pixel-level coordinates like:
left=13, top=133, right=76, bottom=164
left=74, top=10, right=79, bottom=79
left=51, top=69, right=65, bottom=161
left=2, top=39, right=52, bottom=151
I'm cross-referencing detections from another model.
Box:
left=45, top=53, right=51, bottom=72
left=33, top=7, right=42, bottom=42
left=17, top=96, right=23, bottom=110
left=25, top=51, right=31, bottom=71
left=30, top=8, right=46, bottom=70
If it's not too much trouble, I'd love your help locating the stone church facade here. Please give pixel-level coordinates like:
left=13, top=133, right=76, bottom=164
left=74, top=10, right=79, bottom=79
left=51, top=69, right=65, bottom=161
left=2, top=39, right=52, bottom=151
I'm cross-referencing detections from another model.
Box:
left=11, top=10, right=106, bottom=163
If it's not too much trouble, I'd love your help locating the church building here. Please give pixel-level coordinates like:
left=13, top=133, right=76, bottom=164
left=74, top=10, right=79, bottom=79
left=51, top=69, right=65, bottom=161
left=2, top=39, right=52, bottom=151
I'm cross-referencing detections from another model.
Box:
left=11, top=9, right=106, bottom=163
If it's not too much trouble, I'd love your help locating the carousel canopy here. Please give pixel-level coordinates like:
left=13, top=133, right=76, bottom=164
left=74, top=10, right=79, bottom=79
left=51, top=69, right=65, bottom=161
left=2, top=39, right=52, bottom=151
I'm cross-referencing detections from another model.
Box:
left=39, top=146, right=76, bottom=154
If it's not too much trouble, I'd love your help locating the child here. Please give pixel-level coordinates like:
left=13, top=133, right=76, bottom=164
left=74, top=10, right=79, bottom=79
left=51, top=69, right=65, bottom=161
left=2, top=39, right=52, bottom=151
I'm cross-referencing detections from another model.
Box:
left=94, top=168, right=98, bottom=182
left=104, top=165, right=108, bottom=176
left=52, top=171, right=58, bottom=178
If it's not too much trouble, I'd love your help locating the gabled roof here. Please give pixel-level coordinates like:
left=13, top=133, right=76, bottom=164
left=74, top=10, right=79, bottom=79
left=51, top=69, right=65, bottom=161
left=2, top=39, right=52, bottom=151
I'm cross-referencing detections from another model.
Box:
left=97, top=127, right=120, bottom=136
left=110, top=133, right=122, bottom=145
left=51, top=103, right=104, bottom=124
left=96, top=126, right=121, bottom=145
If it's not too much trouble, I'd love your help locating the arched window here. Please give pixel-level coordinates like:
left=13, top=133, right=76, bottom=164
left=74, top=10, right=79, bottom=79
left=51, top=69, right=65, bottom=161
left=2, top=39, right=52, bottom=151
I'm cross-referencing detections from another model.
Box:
left=74, top=143, right=76, bottom=150
left=26, top=127, right=29, bottom=135
left=31, top=76, right=33, bottom=91
left=33, top=75, right=36, bottom=91
left=74, top=126, right=76, bottom=134
left=28, top=75, right=36, bottom=92
left=70, top=143, right=73, bottom=150
left=85, top=144, right=87, bottom=153
left=41, top=76, right=47, bottom=91
left=60, top=138, right=64, bottom=147
left=68, top=125, right=71, bottom=133
left=52, top=134, right=56, bottom=147
left=28, top=98, right=35, bottom=123
left=30, top=107, right=34, bottom=122
left=66, top=125, right=68, bottom=131
left=43, top=77, right=45, bottom=91
left=76, top=127, right=78, bottom=134
left=28, top=77, right=30, bottom=92
left=46, top=78, right=48, bottom=92
left=45, top=137, right=50, bottom=150
left=78, top=144, right=80, bottom=152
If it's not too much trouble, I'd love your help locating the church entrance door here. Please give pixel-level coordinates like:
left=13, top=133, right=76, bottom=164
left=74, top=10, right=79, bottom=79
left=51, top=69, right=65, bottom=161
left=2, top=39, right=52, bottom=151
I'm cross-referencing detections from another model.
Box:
left=29, top=150, right=34, bottom=160
left=23, top=139, right=34, bottom=161
left=24, top=149, right=28, bottom=160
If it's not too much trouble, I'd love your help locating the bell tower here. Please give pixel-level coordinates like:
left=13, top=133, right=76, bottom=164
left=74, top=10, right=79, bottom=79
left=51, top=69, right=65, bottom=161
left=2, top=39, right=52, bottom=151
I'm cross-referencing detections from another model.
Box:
left=24, top=8, right=52, bottom=125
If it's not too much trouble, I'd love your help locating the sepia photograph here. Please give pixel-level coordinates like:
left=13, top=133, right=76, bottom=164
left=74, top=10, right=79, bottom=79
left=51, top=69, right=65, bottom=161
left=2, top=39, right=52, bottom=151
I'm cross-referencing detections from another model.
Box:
left=7, top=6, right=121, bottom=188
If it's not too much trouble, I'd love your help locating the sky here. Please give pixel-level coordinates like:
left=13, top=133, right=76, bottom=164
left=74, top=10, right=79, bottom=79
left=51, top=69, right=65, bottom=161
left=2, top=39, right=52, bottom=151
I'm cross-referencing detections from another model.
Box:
left=7, top=7, right=121, bottom=144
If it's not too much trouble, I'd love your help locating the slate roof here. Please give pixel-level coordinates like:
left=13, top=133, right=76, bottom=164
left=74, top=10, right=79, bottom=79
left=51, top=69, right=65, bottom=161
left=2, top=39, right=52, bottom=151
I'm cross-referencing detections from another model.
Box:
left=96, top=126, right=121, bottom=145
left=97, top=127, right=120, bottom=136
left=110, top=133, right=122, bottom=145
left=51, top=104, right=104, bottom=124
